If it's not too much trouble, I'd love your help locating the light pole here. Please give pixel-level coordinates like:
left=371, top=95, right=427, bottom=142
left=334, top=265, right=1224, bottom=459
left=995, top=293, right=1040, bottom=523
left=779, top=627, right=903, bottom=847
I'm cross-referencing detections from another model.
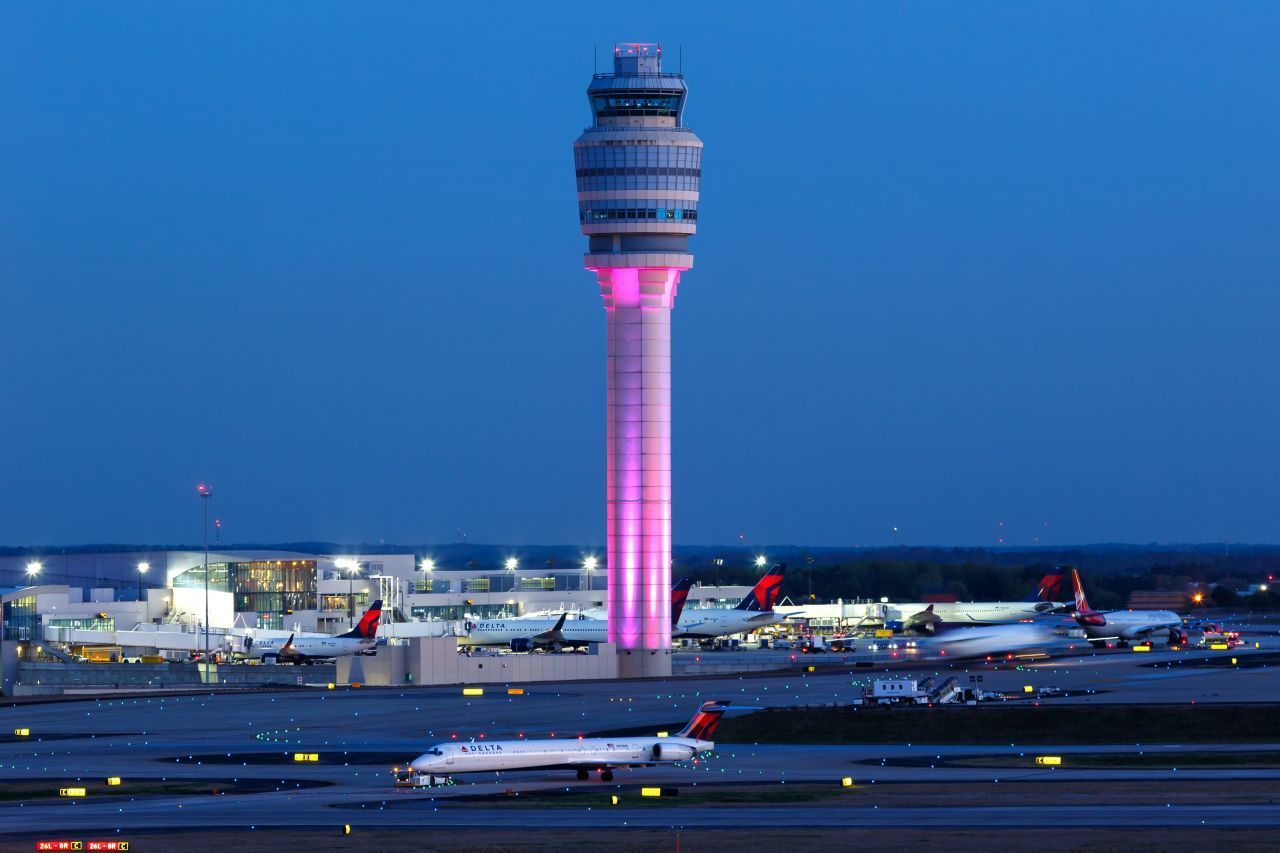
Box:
left=755, top=555, right=767, bottom=570
left=504, top=558, right=517, bottom=611
left=336, top=559, right=361, bottom=628
left=137, top=561, right=149, bottom=603
left=25, top=561, right=42, bottom=583
left=713, top=557, right=724, bottom=590
left=583, top=556, right=598, bottom=592
left=197, top=484, right=213, bottom=661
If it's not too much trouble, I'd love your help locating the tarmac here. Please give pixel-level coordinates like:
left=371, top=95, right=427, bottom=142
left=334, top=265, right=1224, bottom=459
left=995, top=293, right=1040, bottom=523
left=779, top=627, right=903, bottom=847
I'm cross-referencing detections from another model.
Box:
left=1, top=640, right=1278, bottom=837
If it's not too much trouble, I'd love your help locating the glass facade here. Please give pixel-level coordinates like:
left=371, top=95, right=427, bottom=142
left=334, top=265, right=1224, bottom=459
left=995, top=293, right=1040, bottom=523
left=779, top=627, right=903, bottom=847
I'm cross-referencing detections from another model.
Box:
left=2, top=595, right=39, bottom=641
left=574, top=143, right=702, bottom=192
left=591, top=93, right=683, bottom=118
left=410, top=604, right=513, bottom=621
left=172, top=559, right=318, bottom=614
left=47, top=616, right=115, bottom=631
left=579, top=205, right=697, bottom=223
left=320, top=593, right=369, bottom=612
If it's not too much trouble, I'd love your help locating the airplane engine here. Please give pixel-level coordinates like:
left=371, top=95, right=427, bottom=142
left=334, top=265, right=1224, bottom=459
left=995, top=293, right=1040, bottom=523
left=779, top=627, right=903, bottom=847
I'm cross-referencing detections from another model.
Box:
left=651, top=743, right=696, bottom=762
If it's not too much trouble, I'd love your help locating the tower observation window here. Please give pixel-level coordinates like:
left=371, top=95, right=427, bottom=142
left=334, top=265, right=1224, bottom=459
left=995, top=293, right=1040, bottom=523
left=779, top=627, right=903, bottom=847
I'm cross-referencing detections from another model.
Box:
left=592, top=94, right=682, bottom=118
left=580, top=207, right=698, bottom=223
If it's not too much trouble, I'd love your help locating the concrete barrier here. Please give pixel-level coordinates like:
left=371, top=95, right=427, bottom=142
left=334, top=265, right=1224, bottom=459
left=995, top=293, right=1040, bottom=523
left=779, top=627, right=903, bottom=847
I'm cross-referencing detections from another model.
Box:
left=16, top=661, right=335, bottom=694
left=337, top=639, right=619, bottom=686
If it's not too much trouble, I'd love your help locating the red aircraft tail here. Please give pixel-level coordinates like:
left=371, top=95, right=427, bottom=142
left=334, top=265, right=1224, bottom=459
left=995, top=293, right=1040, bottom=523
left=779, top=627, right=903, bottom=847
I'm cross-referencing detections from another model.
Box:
left=339, top=600, right=383, bottom=639
left=676, top=701, right=730, bottom=740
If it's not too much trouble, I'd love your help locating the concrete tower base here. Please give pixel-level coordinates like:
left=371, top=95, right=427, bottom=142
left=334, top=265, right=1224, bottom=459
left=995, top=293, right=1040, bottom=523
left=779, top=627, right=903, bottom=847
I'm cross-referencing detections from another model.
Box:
left=617, top=647, right=673, bottom=679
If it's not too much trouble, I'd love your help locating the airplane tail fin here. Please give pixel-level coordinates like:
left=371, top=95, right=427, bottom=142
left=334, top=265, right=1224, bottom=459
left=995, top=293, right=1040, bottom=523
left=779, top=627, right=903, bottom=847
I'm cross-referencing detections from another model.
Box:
left=671, top=578, right=694, bottom=624
left=1070, top=569, right=1107, bottom=625
left=339, top=600, right=383, bottom=639
left=1023, top=567, right=1069, bottom=602
left=676, top=700, right=730, bottom=740
left=736, top=564, right=786, bottom=612
left=1070, top=569, right=1091, bottom=614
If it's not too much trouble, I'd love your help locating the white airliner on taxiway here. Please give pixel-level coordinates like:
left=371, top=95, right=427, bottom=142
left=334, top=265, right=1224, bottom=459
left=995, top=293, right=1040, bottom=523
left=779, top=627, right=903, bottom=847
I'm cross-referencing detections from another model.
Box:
left=403, top=700, right=728, bottom=784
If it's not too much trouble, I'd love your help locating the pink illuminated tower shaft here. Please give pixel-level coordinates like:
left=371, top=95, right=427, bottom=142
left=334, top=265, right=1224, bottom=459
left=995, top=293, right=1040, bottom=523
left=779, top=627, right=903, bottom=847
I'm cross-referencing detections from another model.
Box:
left=597, top=267, right=682, bottom=656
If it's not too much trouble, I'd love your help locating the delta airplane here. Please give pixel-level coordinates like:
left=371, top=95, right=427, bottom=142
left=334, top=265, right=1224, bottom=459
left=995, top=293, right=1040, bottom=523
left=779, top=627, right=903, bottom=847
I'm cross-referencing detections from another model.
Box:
left=405, top=700, right=728, bottom=784
left=247, top=600, right=382, bottom=664
left=460, top=579, right=696, bottom=651
left=675, top=564, right=791, bottom=639
left=1070, top=568, right=1185, bottom=646
left=900, top=567, right=1071, bottom=634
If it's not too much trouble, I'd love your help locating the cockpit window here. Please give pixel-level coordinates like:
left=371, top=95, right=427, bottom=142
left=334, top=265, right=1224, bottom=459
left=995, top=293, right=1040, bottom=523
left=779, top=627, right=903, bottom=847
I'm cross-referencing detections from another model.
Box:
left=428, top=748, right=444, bottom=756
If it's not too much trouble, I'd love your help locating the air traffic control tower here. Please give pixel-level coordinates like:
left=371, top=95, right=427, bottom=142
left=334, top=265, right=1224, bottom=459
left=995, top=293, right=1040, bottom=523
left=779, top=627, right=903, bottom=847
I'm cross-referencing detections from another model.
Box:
left=573, top=43, right=702, bottom=677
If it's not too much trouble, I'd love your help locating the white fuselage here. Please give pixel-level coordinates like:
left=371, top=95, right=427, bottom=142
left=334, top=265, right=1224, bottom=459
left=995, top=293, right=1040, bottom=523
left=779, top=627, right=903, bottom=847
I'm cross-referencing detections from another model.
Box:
left=249, top=635, right=374, bottom=660
left=893, top=601, right=1067, bottom=626
left=1080, top=610, right=1182, bottom=641
left=459, top=617, right=608, bottom=647
left=931, top=623, right=1059, bottom=659
left=409, top=735, right=710, bottom=775
left=676, top=608, right=785, bottom=639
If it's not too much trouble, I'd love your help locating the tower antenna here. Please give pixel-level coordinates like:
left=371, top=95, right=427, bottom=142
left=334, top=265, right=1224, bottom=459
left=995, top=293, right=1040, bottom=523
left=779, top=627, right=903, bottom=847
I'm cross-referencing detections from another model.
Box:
left=679, top=44, right=683, bottom=75
left=594, top=42, right=598, bottom=74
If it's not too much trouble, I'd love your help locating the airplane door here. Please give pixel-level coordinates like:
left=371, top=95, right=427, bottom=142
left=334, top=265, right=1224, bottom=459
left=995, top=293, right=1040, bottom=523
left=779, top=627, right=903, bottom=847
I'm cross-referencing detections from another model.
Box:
left=446, top=755, right=454, bottom=766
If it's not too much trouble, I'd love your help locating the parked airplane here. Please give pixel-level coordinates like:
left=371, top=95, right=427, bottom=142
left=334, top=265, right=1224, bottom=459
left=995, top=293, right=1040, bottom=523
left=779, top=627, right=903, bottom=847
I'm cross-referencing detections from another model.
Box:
left=1070, top=569, right=1185, bottom=646
left=461, top=579, right=697, bottom=651
left=675, top=564, right=792, bottom=639
left=902, top=567, right=1071, bottom=634
left=247, top=600, right=382, bottom=664
left=404, top=700, right=728, bottom=784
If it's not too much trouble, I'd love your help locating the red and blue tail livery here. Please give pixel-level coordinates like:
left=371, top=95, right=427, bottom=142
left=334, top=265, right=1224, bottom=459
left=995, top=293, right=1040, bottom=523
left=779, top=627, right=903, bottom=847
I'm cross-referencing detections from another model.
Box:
left=671, top=578, right=694, bottom=624
left=340, top=599, right=383, bottom=639
left=737, top=564, right=786, bottom=612
left=1023, top=567, right=1068, bottom=603
left=675, top=700, right=730, bottom=740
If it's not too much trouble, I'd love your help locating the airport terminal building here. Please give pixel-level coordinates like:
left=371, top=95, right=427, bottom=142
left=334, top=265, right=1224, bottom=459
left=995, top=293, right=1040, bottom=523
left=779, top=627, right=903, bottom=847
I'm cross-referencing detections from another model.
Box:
left=0, top=547, right=750, bottom=640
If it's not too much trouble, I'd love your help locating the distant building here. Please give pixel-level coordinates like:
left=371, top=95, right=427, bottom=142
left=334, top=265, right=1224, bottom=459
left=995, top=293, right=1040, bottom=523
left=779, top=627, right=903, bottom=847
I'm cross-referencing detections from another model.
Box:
left=1126, top=590, right=1191, bottom=611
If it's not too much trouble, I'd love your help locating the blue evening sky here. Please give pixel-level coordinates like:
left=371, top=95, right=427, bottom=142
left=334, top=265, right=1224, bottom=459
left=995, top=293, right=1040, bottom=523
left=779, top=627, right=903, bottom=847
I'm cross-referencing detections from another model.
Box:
left=2, top=3, right=1277, bottom=547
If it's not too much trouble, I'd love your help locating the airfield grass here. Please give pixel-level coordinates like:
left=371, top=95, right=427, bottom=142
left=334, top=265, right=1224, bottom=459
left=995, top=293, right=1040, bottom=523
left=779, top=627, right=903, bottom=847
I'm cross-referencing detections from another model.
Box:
left=4, top=827, right=1279, bottom=853
left=714, top=702, right=1280, bottom=745
left=0, top=777, right=328, bottom=802
left=443, top=779, right=1280, bottom=809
